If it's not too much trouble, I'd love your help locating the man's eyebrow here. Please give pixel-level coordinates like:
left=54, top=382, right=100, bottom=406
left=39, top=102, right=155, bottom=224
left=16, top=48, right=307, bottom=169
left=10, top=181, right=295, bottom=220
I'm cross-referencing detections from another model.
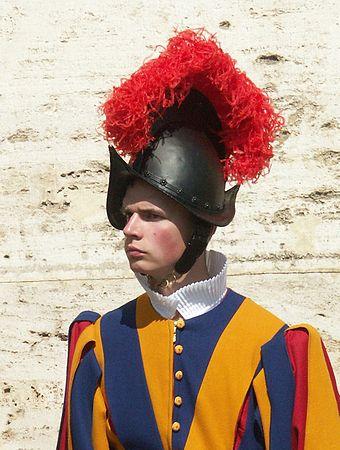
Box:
left=120, top=205, right=164, bottom=214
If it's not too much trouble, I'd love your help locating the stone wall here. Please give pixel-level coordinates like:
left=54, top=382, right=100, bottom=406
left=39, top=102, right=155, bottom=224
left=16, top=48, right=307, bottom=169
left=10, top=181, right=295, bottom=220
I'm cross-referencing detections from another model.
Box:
left=1, top=1, right=339, bottom=448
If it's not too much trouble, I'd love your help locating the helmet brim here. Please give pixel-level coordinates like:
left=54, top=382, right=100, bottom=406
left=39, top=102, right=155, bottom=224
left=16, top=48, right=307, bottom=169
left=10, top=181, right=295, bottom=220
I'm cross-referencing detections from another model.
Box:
left=106, top=148, right=239, bottom=230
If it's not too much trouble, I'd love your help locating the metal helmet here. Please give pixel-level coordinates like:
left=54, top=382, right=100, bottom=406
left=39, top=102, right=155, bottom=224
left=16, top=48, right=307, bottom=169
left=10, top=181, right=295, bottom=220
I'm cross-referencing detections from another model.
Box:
left=106, top=90, right=240, bottom=274
left=103, top=30, right=283, bottom=275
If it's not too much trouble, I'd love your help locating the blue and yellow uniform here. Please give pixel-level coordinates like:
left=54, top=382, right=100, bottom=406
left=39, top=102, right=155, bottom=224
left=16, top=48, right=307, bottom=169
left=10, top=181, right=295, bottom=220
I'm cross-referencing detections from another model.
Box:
left=57, top=289, right=340, bottom=449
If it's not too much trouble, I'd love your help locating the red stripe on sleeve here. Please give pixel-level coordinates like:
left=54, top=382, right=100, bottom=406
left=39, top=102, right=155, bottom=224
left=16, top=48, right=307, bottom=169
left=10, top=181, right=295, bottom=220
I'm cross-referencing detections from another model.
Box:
left=233, top=391, right=250, bottom=450
left=285, top=328, right=309, bottom=450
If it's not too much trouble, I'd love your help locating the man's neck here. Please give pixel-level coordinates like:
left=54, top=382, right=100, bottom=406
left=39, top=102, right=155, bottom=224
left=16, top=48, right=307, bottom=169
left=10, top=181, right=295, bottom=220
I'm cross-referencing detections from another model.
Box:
left=149, top=252, right=209, bottom=296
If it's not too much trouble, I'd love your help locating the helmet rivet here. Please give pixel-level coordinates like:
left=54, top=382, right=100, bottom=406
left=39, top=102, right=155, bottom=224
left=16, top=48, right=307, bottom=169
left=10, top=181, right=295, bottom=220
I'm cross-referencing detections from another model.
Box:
left=204, top=202, right=209, bottom=208
left=192, top=196, right=197, bottom=202
left=161, top=179, right=167, bottom=186
left=177, top=188, right=183, bottom=193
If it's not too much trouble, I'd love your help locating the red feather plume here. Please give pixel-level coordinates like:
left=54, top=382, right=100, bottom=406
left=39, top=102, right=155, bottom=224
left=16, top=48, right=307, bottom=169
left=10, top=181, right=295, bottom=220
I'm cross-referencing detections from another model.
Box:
left=102, top=29, right=284, bottom=184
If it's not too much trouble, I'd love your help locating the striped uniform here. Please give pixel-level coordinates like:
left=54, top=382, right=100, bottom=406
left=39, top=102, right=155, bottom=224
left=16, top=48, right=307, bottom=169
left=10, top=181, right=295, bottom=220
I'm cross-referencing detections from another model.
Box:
left=57, top=289, right=340, bottom=449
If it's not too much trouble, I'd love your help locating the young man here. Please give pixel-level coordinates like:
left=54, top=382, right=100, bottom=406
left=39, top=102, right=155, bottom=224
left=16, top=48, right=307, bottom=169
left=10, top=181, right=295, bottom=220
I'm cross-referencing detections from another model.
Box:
left=57, top=30, right=339, bottom=449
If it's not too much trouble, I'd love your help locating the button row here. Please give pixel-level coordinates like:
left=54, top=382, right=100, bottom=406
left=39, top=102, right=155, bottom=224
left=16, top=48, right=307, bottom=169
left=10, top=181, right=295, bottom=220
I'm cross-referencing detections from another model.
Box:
left=173, top=320, right=185, bottom=434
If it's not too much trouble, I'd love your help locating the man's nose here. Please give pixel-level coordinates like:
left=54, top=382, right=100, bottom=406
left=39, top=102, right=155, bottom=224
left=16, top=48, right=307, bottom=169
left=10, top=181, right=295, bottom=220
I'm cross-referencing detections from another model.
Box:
left=123, top=213, right=142, bottom=238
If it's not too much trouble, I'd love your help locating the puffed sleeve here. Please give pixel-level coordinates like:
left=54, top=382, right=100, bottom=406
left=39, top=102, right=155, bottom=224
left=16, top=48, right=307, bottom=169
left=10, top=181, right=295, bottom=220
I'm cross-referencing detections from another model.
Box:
left=57, top=313, right=99, bottom=450
left=285, top=324, right=340, bottom=450
left=57, top=312, right=124, bottom=450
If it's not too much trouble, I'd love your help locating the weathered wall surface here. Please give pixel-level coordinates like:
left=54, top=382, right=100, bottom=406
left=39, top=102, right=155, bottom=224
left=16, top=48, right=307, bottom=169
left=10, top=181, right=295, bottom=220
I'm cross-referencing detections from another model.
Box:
left=1, top=0, right=339, bottom=448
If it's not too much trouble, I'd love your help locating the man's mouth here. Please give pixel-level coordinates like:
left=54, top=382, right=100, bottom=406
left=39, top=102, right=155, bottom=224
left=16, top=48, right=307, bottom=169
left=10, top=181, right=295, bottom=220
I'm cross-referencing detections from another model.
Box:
left=126, top=246, right=146, bottom=257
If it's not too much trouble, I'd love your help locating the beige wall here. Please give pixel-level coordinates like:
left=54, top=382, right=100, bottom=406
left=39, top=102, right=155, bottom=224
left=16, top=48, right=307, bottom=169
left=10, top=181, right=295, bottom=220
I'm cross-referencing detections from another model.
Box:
left=1, top=1, right=339, bottom=448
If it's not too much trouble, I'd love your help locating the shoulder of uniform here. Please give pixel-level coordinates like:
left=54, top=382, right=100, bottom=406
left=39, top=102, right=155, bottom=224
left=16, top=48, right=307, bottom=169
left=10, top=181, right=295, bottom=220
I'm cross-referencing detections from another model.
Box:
left=72, top=310, right=101, bottom=323
left=283, top=323, right=322, bottom=353
left=72, top=296, right=145, bottom=340
left=285, top=323, right=320, bottom=336
left=226, top=292, right=288, bottom=352
left=243, top=296, right=287, bottom=328
left=66, top=310, right=101, bottom=354
left=261, top=322, right=323, bottom=357
left=235, top=297, right=289, bottom=353
left=101, top=297, right=139, bottom=322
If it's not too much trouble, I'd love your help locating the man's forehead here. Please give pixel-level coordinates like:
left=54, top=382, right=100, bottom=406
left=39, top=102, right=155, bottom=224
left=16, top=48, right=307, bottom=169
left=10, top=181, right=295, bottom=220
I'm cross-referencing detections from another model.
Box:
left=122, top=179, right=172, bottom=209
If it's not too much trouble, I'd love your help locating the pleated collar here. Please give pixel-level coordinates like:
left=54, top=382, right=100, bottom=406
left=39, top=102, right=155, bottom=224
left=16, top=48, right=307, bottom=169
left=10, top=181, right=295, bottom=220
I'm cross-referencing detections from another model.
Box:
left=134, top=250, right=227, bottom=319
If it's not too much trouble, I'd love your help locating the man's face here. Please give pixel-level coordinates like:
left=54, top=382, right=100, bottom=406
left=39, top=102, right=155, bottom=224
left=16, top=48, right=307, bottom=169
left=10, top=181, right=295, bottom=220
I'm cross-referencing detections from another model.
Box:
left=121, top=179, right=193, bottom=280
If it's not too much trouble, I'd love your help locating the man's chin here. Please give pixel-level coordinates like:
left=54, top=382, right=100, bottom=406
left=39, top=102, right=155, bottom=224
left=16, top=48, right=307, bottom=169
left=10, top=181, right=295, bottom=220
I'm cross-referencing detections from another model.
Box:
left=126, top=255, right=174, bottom=278
left=128, top=260, right=150, bottom=274
left=132, top=266, right=173, bottom=282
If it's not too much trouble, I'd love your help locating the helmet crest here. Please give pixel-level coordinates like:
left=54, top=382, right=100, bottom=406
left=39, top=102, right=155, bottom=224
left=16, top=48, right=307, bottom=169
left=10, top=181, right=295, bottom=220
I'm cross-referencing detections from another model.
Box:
left=102, top=28, right=284, bottom=184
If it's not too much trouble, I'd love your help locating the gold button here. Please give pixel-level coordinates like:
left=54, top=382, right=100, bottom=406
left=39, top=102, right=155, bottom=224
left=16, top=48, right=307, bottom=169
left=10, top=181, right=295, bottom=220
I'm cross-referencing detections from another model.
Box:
left=174, top=396, right=183, bottom=406
left=174, top=344, right=183, bottom=354
left=172, top=421, right=181, bottom=432
left=175, top=370, right=183, bottom=380
left=176, top=318, right=185, bottom=329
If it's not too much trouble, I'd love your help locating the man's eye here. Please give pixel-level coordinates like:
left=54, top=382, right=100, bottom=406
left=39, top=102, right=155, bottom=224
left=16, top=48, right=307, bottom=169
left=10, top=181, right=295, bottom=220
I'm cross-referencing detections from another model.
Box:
left=145, top=212, right=160, bottom=220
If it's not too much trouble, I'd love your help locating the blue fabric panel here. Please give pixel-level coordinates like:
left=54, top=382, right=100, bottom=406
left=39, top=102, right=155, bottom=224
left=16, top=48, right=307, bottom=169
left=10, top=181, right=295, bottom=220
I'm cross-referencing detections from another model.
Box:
left=70, top=348, right=101, bottom=450
left=101, top=299, right=163, bottom=450
left=238, top=387, right=265, bottom=450
left=172, top=289, right=245, bottom=449
left=72, top=310, right=101, bottom=325
left=261, top=325, right=295, bottom=450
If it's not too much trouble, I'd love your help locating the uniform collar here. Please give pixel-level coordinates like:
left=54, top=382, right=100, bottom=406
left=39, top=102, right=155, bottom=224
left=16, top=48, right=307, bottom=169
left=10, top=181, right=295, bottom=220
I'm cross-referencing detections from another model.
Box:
left=134, top=250, right=227, bottom=319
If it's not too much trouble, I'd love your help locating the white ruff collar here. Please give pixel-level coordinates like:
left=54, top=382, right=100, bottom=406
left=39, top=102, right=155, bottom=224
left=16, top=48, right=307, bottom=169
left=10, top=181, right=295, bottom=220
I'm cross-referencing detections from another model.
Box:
left=134, top=250, right=227, bottom=319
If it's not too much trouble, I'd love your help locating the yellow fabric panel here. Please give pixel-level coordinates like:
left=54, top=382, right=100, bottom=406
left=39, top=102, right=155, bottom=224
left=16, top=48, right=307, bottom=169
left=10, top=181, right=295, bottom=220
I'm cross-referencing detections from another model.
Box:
left=92, top=387, right=110, bottom=449
left=93, top=317, right=104, bottom=376
left=67, top=323, right=97, bottom=450
left=136, top=294, right=174, bottom=450
left=287, top=324, right=340, bottom=450
left=92, top=386, right=125, bottom=450
left=106, top=422, right=125, bottom=450
left=185, top=298, right=285, bottom=450
left=253, top=368, right=271, bottom=450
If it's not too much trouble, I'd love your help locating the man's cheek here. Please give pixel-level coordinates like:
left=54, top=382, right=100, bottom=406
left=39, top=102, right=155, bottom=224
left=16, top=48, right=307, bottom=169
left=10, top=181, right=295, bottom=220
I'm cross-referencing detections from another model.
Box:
left=153, top=230, right=184, bottom=257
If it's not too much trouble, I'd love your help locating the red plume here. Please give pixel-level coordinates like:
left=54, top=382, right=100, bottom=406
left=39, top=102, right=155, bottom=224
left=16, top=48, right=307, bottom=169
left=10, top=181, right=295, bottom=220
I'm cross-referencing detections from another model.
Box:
left=102, top=29, right=284, bottom=184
